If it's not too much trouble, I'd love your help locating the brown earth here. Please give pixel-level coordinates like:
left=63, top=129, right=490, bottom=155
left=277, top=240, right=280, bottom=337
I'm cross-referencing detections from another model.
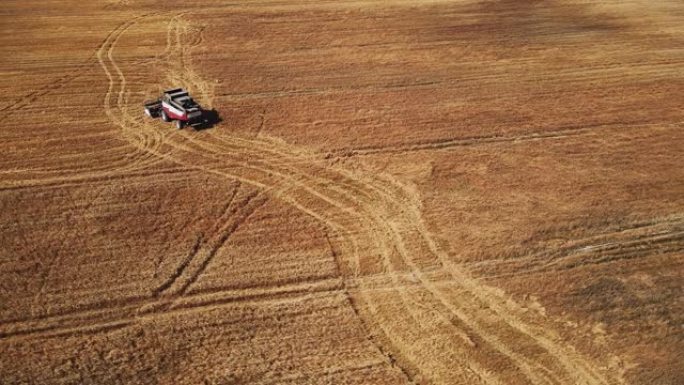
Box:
left=0, top=1, right=682, bottom=384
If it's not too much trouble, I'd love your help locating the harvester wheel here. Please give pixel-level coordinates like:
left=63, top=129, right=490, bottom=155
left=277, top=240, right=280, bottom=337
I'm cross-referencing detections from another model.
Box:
left=161, top=110, right=170, bottom=122
left=176, top=120, right=184, bottom=129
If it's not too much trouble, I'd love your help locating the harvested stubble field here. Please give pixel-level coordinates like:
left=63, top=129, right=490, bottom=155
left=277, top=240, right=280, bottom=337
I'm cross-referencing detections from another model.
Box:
left=0, top=0, right=682, bottom=384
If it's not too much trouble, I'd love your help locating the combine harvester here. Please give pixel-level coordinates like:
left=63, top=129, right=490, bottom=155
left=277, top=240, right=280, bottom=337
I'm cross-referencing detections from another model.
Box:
left=144, top=88, right=206, bottom=129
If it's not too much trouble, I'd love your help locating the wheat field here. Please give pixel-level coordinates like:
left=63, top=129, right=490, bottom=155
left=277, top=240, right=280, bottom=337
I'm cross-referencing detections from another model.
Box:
left=0, top=1, right=682, bottom=384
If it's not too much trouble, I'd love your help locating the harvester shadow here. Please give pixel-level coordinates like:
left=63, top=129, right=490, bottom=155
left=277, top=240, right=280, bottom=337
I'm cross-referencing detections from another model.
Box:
left=193, top=109, right=221, bottom=131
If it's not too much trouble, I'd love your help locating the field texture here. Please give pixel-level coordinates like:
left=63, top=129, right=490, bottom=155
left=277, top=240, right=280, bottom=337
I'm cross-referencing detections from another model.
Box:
left=1, top=1, right=683, bottom=384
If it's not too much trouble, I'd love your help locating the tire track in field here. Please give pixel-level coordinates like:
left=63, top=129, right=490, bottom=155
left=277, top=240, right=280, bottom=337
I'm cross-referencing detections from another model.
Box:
left=171, top=142, right=499, bottom=383
left=169, top=116, right=607, bottom=383
left=0, top=12, right=297, bottom=342
left=359, top=121, right=675, bottom=158
left=0, top=14, right=174, bottom=191
left=91, top=14, right=492, bottom=380
left=312, top=118, right=669, bottom=159
left=105, top=13, right=209, bottom=174
left=151, top=188, right=268, bottom=300
left=0, top=13, right=206, bottom=337
left=2, top=13, right=281, bottom=336
left=136, top=15, right=280, bottom=313
left=194, top=136, right=564, bottom=384
left=318, top=160, right=611, bottom=383
left=5, top=12, right=190, bottom=187
left=5, top=11, right=619, bottom=385
left=175, top=133, right=493, bottom=380
left=322, top=127, right=593, bottom=158
left=354, top=170, right=611, bottom=385
left=0, top=277, right=345, bottom=341
left=0, top=267, right=460, bottom=341
left=92, top=12, right=620, bottom=380
left=167, top=110, right=602, bottom=382
left=471, top=216, right=684, bottom=280
left=0, top=167, right=191, bottom=193
left=7, top=12, right=188, bottom=188
left=152, top=181, right=241, bottom=289
left=98, top=13, right=175, bottom=175
left=141, top=13, right=616, bottom=383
